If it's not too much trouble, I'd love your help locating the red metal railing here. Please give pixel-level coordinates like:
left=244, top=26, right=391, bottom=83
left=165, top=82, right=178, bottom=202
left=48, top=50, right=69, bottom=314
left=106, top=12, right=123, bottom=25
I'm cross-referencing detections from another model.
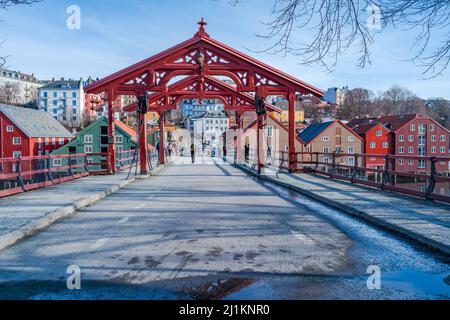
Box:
left=0, top=149, right=160, bottom=199
left=277, top=151, right=450, bottom=203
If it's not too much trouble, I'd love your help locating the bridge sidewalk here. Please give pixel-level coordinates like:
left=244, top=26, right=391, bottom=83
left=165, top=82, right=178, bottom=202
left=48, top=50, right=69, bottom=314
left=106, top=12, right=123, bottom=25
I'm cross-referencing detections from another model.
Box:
left=239, top=165, right=450, bottom=257
left=0, top=169, right=161, bottom=252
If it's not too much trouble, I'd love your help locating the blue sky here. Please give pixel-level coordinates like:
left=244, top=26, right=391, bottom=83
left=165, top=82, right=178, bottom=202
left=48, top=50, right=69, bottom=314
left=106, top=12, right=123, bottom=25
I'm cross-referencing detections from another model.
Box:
left=0, top=0, right=448, bottom=99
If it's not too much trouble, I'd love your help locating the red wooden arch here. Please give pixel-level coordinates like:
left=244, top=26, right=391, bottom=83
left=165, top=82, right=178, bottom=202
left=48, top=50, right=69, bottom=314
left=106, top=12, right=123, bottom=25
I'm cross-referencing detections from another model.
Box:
left=85, top=18, right=323, bottom=174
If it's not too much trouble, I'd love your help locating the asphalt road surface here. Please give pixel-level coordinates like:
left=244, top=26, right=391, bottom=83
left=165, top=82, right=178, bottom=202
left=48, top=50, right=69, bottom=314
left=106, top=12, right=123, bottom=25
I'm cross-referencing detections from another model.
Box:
left=0, top=158, right=448, bottom=299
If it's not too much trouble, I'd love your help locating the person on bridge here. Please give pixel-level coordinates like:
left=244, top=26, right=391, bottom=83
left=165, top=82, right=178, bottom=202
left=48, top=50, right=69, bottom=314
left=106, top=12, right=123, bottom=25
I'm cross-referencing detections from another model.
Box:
left=191, top=143, right=195, bottom=164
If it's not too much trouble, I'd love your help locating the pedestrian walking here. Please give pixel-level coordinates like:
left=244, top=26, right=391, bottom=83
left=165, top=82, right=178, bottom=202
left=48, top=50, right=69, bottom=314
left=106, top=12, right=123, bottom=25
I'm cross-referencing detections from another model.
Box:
left=191, top=143, right=195, bottom=164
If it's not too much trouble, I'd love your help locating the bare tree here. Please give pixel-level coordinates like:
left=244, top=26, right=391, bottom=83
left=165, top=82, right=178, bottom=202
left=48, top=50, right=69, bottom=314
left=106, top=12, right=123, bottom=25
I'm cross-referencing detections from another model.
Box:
left=229, top=0, right=450, bottom=77
left=0, top=81, right=19, bottom=104
left=0, top=0, right=41, bottom=67
left=337, top=87, right=372, bottom=119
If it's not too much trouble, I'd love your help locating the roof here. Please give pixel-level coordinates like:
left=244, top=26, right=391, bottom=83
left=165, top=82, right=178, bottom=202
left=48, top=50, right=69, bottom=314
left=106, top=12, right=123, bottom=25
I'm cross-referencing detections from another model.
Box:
left=0, top=103, right=74, bottom=138
left=299, top=121, right=335, bottom=144
left=0, top=68, right=42, bottom=84
left=114, top=120, right=156, bottom=150
left=376, top=114, right=418, bottom=132
left=40, top=79, right=82, bottom=90
left=86, top=21, right=323, bottom=97
left=198, top=110, right=228, bottom=119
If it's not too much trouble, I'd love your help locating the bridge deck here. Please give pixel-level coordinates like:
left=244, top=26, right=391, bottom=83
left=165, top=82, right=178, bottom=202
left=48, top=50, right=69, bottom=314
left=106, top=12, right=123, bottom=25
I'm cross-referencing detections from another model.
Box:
left=0, top=172, right=137, bottom=251
left=250, top=166, right=450, bottom=256
left=0, top=159, right=448, bottom=299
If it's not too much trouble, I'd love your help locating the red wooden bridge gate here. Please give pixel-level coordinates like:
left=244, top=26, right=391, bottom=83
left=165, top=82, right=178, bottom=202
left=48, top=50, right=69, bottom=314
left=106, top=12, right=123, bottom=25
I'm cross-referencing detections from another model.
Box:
left=85, top=19, right=323, bottom=175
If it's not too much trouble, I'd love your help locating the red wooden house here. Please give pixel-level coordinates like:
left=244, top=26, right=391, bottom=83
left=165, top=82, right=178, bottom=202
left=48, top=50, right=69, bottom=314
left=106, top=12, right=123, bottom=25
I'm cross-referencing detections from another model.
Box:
left=377, top=114, right=450, bottom=174
left=347, top=119, right=393, bottom=170
left=0, top=103, right=74, bottom=159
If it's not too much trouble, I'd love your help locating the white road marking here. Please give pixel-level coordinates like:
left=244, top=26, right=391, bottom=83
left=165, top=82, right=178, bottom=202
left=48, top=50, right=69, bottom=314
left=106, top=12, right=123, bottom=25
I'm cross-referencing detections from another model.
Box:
left=134, top=204, right=146, bottom=209
left=90, top=238, right=109, bottom=249
left=290, top=231, right=315, bottom=245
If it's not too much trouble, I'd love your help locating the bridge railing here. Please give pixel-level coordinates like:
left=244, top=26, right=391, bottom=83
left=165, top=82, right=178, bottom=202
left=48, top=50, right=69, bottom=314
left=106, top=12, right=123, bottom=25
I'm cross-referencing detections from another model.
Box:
left=0, top=148, right=158, bottom=199
left=278, top=151, right=450, bottom=203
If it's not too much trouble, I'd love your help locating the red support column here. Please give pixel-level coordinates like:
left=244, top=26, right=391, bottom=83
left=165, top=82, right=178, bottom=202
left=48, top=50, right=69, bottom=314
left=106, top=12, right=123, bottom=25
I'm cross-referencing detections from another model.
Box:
left=288, top=92, right=296, bottom=172
left=256, top=89, right=267, bottom=175
left=139, top=111, right=149, bottom=175
left=107, top=88, right=117, bottom=174
left=159, top=111, right=165, bottom=165
left=236, top=111, right=242, bottom=163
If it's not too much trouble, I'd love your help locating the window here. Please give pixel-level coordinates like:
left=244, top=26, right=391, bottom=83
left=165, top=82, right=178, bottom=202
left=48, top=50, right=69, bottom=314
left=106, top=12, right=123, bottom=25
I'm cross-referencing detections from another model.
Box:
left=382, top=142, right=389, bottom=148
left=348, top=157, right=355, bottom=165
left=440, top=135, right=446, bottom=142
left=348, top=136, right=355, bottom=142
left=370, top=142, right=376, bottom=149
left=418, top=136, right=426, bottom=145
left=12, top=137, right=21, bottom=145
left=323, top=136, right=329, bottom=142
left=52, top=158, right=62, bottom=167
left=86, top=158, right=94, bottom=164
left=72, top=92, right=77, bottom=98
left=59, top=138, right=65, bottom=145
left=45, top=138, right=49, bottom=145
left=348, top=147, right=355, bottom=154
left=410, top=124, right=416, bottom=131
left=399, top=146, right=404, bottom=154
left=399, top=135, right=404, bottom=142
left=266, top=126, right=273, bottom=137
left=84, top=135, right=93, bottom=143
left=323, top=157, right=330, bottom=163
left=418, top=160, right=426, bottom=169
left=431, top=135, right=436, bottom=142
left=115, top=135, right=124, bottom=143
left=72, top=100, right=77, bottom=106
left=53, top=92, right=57, bottom=98
left=429, top=124, right=435, bottom=132
left=53, top=100, right=57, bottom=106
left=6, top=126, right=13, bottom=132
left=84, top=145, right=93, bottom=154
left=376, top=130, right=382, bottom=137
left=408, top=135, right=414, bottom=142
left=441, top=147, right=446, bottom=153
left=431, top=146, right=437, bottom=153
left=419, top=124, right=426, bottom=134
left=323, top=147, right=329, bottom=153
left=408, top=146, right=414, bottom=154
left=13, top=151, right=21, bottom=158
left=418, top=147, right=426, bottom=156
left=408, top=159, right=414, bottom=165
left=399, top=158, right=404, bottom=165
left=52, top=138, right=56, bottom=145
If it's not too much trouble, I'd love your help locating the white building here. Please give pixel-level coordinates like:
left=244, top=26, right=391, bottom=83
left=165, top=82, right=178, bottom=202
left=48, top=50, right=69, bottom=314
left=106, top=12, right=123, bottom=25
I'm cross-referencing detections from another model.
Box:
left=193, top=110, right=229, bottom=147
left=0, top=68, right=43, bottom=106
left=181, top=99, right=225, bottom=119
left=38, top=78, right=86, bottom=130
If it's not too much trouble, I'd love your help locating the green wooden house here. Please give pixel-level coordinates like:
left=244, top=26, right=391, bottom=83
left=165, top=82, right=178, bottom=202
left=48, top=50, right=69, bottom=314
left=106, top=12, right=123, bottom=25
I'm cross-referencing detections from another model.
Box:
left=50, top=117, right=137, bottom=173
